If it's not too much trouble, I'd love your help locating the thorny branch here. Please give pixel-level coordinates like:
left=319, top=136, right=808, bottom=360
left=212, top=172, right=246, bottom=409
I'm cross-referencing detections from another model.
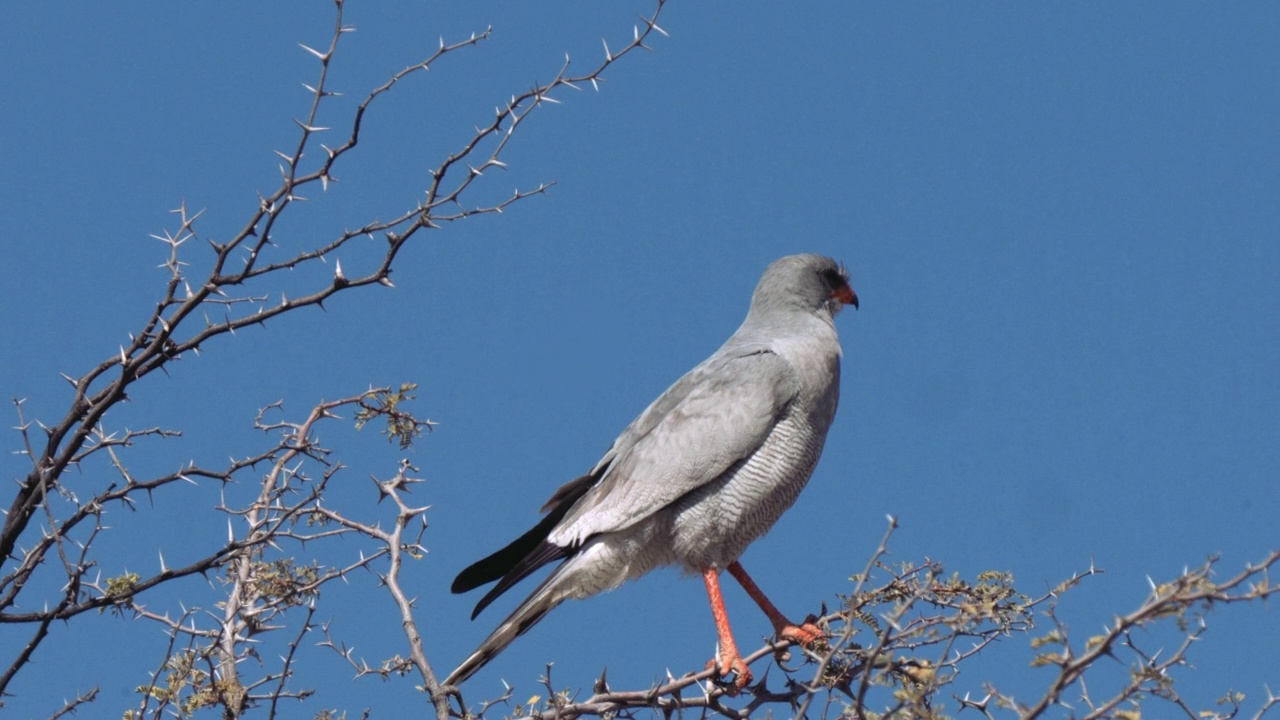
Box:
left=446, top=543, right=1277, bottom=720
left=1, top=0, right=668, bottom=570
left=118, top=389, right=435, bottom=720
left=1, top=0, right=669, bottom=716
left=310, top=460, right=447, bottom=717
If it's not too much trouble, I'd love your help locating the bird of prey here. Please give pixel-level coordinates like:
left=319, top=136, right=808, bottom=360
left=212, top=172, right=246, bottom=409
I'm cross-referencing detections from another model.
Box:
left=446, top=254, right=857, bottom=692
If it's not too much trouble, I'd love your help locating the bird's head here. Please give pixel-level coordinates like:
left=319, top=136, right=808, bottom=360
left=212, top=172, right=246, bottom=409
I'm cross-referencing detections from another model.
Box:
left=749, top=254, right=858, bottom=321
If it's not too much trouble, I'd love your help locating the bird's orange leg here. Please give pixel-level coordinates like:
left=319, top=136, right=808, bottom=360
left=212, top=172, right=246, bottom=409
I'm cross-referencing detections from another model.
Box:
left=726, top=561, right=823, bottom=646
left=701, top=567, right=752, bottom=693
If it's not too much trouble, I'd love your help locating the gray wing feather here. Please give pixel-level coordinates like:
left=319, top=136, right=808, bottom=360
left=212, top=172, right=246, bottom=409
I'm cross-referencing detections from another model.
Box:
left=547, top=347, right=798, bottom=546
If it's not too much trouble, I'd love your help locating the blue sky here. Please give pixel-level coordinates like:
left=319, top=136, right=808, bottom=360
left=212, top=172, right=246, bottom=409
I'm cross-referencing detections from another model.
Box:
left=2, top=2, right=1276, bottom=717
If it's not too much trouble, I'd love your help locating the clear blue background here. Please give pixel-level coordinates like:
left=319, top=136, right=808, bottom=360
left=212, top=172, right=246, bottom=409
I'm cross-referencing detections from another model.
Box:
left=2, top=2, right=1276, bottom=717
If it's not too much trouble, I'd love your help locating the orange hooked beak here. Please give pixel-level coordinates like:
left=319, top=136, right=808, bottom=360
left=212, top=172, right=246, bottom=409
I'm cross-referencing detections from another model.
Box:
left=832, top=284, right=859, bottom=309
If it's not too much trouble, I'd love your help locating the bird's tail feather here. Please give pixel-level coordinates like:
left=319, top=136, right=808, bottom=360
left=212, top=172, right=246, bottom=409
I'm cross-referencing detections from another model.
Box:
left=444, top=561, right=573, bottom=687
left=451, top=509, right=565, bottom=595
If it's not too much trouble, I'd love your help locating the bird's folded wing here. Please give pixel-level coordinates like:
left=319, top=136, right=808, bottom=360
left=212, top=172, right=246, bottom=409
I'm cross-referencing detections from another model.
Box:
left=546, top=348, right=798, bottom=546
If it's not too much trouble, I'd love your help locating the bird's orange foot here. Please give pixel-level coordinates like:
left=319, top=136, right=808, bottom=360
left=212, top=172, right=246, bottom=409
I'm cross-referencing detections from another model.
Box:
left=705, top=654, right=752, bottom=695
left=778, top=619, right=824, bottom=647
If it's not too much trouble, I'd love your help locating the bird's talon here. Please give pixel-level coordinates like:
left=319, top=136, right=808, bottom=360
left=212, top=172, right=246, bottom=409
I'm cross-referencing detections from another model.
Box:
left=706, top=656, right=752, bottom=695
left=779, top=621, right=825, bottom=647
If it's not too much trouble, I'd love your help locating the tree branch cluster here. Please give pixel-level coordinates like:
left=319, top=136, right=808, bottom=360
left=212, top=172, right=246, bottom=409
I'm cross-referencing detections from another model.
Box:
left=3, top=2, right=668, bottom=717
left=454, top=525, right=1275, bottom=720
left=3, top=2, right=1275, bottom=719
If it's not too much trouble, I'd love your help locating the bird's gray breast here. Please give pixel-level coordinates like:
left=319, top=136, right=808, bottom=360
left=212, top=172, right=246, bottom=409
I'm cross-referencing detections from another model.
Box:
left=663, top=331, right=840, bottom=571
left=666, top=404, right=830, bottom=571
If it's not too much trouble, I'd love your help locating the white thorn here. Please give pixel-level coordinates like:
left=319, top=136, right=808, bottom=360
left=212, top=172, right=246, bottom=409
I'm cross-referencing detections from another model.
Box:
left=298, top=43, right=327, bottom=60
